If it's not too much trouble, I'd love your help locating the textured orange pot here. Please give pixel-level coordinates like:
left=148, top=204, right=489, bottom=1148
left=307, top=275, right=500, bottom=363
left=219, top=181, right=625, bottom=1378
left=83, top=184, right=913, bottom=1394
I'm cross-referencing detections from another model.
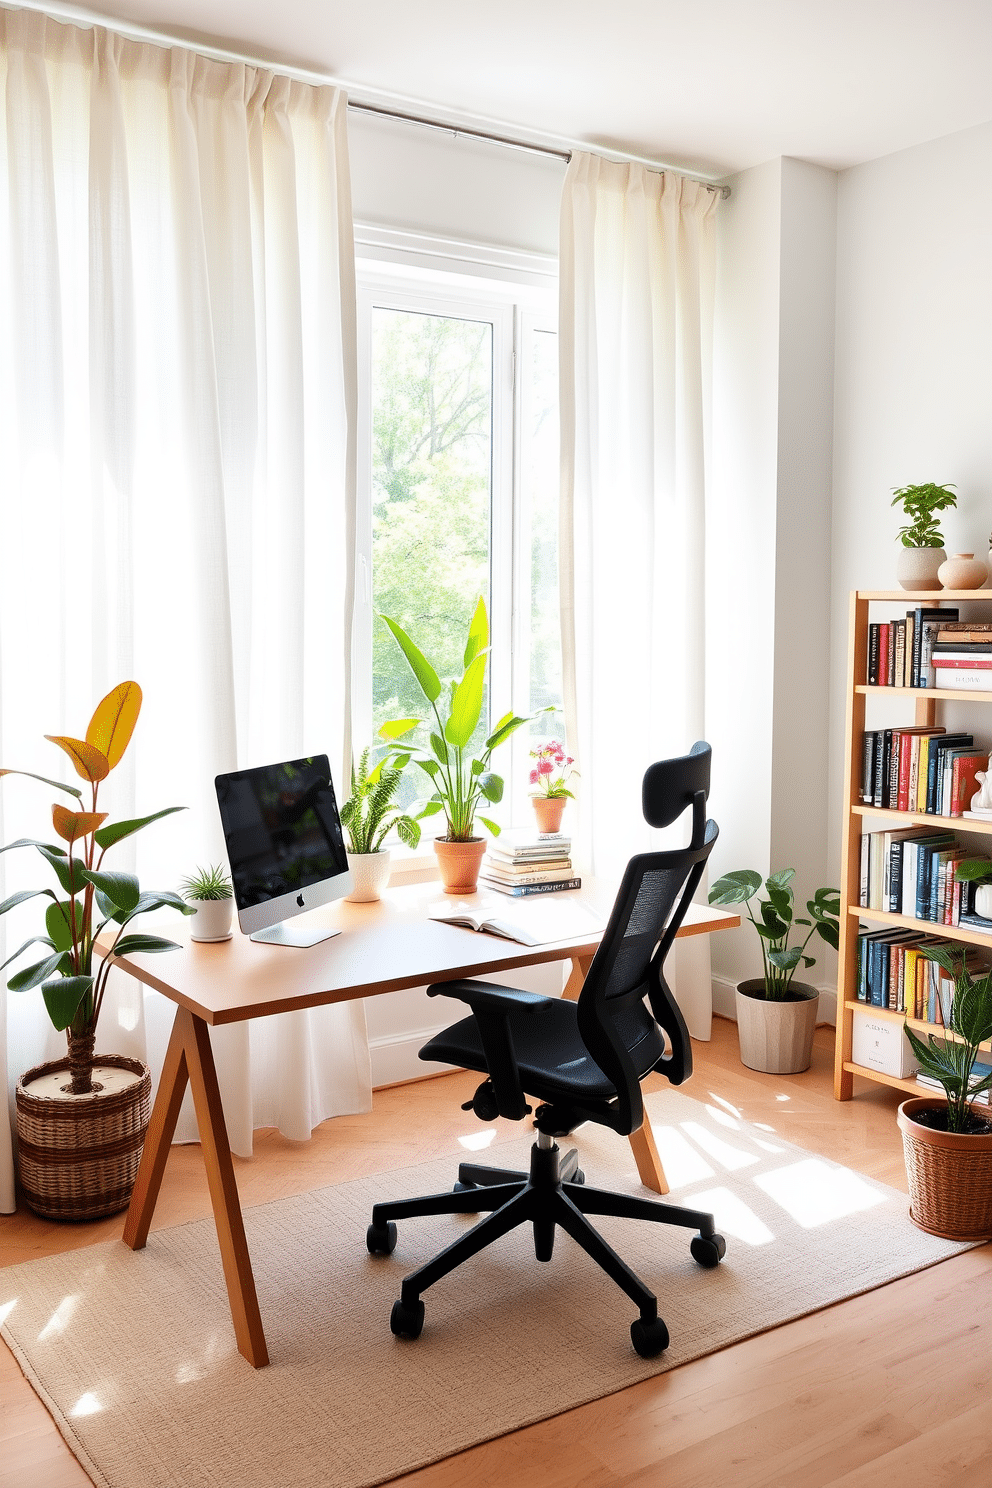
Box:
left=434, top=836, right=487, bottom=895
left=896, top=1097, right=992, bottom=1240
left=532, top=796, right=566, bottom=833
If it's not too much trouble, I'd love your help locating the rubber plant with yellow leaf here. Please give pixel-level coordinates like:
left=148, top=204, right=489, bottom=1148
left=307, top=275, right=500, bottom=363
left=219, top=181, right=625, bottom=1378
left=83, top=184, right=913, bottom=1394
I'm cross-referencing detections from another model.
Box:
left=1, top=681, right=193, bottom=1095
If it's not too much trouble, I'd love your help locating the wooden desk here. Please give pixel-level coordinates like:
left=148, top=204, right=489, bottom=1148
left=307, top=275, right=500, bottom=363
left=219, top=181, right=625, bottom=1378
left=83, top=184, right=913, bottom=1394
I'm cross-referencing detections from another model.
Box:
left=110, top=881, right=739, bottom=1367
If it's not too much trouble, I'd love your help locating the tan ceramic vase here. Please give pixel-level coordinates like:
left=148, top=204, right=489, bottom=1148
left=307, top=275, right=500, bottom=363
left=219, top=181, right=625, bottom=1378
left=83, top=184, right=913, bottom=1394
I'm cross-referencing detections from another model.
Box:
left=433, top=836, right=487, bottom=894
left=532, top=796, right=566, bottom=834
left=935, top=552, right=989, bottom=590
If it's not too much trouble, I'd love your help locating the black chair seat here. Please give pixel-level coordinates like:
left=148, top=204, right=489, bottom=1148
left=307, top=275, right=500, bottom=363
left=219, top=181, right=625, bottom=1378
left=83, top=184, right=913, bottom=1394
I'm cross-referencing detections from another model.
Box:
left=421, top=994, right=666, bottom=1103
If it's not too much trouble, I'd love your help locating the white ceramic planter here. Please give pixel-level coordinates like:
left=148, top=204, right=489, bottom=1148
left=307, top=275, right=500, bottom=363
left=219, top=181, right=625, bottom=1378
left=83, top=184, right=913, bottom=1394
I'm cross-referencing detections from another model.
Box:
left=345, top=850, right=392, bottom=903
left=895, top=545, right=945, bottom=591
left=188, top=897, right=234, bottom=942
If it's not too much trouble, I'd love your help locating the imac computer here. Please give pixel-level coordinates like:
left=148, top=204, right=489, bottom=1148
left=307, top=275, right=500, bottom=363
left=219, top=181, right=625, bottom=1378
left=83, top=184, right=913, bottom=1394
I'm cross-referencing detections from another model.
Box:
left=214, top=755, right=353, bottom=946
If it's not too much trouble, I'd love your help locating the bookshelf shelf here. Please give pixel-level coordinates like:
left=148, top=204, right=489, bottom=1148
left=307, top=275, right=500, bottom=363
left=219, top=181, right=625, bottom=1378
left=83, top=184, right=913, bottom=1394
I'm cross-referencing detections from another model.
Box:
left=835, top=587, right=992, bottom=1102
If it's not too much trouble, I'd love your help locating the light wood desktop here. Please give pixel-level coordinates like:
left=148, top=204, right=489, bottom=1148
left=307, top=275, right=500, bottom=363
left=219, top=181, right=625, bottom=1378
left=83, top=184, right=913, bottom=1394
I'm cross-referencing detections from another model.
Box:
left=106, top=880, right=739, bottom=1367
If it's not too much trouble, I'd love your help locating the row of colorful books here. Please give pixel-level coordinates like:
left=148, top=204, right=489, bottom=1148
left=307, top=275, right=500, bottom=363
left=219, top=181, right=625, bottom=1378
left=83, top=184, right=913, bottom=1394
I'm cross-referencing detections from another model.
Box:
left=859, top=725, right=987, bottom=817
left=858, top=826, right=992, bottom=928
left=478, top=830, right=581, bottom=897
left=866, top=605, right=957, bottom=687
left=856, top=925, right=986, bottom=1019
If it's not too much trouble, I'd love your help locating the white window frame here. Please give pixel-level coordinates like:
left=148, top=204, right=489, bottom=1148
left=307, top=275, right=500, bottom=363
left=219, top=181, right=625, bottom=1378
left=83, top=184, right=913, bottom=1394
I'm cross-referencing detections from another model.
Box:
left=354, top=233, right=558, bottom=848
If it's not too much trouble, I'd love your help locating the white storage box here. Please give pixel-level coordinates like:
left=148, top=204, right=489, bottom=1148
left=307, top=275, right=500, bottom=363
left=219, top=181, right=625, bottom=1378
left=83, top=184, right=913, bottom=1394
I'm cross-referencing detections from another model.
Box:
left=851, top=1008, right=920, bottom=1078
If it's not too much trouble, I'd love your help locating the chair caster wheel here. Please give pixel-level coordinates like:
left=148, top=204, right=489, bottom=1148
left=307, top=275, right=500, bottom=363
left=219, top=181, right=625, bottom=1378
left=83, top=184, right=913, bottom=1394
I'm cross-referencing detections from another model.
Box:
left=366, top=1220, right=397, bottom=1255
left=390, top=1297, right=425, bottom=1339
left=630, top=1315, right=669, bottom=1358
left=690, top=1232, right=726, bottom=1268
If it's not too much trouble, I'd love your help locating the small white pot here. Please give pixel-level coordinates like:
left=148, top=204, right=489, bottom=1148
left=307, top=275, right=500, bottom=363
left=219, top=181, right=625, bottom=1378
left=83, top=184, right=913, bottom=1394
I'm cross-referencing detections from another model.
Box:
left=188, top=897, right=234, bottom=942
left=895, top=545, right=945, bottom=591
left=345, top=850, right=391, bottom=903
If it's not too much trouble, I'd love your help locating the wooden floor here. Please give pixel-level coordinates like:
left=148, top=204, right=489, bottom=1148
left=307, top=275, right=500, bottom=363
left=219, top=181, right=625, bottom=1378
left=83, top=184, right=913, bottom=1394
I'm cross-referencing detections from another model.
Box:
left=2, top=1017, right=989, bottom=1488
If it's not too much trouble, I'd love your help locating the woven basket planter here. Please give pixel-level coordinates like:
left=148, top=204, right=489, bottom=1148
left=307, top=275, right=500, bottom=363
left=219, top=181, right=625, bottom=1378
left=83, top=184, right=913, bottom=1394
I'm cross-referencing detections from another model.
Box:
left=897, top=1097, right=992, bottom=1241
left=16, top=1054, right=152, bottom=1222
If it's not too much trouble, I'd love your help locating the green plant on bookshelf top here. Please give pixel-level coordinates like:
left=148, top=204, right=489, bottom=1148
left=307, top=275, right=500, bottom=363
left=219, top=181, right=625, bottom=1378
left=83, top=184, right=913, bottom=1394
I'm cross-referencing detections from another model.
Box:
left=903, top=945, right=992, bottom=1133
left=891, top=482, right=957, bottom=548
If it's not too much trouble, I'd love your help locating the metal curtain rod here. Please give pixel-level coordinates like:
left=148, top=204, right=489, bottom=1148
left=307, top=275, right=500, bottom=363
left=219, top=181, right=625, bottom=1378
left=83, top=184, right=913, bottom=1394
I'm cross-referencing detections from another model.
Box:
left=15, top=0, right=730, bottom=197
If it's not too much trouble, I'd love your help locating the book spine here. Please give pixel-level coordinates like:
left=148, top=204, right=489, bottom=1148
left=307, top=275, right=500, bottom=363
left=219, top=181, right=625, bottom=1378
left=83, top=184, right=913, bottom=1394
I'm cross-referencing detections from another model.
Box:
left=889, top=840, right=904, bottom=912
left=481, top=877, right=582, bottom=897
left=904, top=613, right=915, bottom=686
left=868, top=624, right=880, bottom=685
left=859, top=833, right=869, bottom=908
left=879, top=624, right=891, bottom=686
left=861, top=731, right=875, bottom=804
left=934, top=669, right=992, bottom=690
left=894, top=621, right=905, bottom=688
left=888, top=731, right=901, bottom=806
left=897, top=733, right=912, bottom=811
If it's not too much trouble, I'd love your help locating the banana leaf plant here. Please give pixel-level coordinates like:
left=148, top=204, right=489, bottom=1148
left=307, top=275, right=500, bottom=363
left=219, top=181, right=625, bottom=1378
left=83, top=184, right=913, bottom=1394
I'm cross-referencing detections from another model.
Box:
left=379, top=598, right=533, bottom=842
left=708, top=868, right=840, bottom=1001
left=0, top=681, right=193, bottom=1094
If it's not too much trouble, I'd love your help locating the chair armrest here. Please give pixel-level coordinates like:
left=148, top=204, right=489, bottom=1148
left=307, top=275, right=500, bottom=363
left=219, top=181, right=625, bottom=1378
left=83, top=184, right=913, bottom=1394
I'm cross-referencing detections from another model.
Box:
left=426, top=979, right=552, bottom=1015
left=426, top=979, right=551, bottom=1120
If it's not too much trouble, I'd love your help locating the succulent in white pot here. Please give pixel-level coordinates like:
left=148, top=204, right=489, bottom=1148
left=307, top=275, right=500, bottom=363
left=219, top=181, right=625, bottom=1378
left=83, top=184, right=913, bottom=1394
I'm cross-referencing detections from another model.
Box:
left=179, top=863, right=234, bottom=942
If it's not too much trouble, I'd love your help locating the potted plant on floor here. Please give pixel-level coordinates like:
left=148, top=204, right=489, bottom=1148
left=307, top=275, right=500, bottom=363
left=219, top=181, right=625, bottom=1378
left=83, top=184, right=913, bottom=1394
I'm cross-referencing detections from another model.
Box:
left=1, top=681, right=194, bottom=1219
left=707, top=868, right=840, bottom=1074
left=898, top=945, right=992, bottom=1240
left=528, top=738, right=577, bottom=834
left=379, top=597, right=531, bottom=894
left=339, top=746, right=426, bottom=903
left=179, top=863, right=234, bottom=942
left=891, top=481, right=957, bottom=591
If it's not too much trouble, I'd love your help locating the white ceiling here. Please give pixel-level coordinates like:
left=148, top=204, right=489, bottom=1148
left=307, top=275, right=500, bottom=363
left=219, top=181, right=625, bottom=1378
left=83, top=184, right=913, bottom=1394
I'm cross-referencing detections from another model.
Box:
left=65, top=0, right=992, bottom=176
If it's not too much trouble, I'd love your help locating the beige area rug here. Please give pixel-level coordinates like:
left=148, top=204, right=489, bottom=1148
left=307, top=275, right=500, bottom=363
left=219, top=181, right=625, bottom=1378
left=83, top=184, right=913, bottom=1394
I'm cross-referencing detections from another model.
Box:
left=1, top=1089, right=971, bottom=1488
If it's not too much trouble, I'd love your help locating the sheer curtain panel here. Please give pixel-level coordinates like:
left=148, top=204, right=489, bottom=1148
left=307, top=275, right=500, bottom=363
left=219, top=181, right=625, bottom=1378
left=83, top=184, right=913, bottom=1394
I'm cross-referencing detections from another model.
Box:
left=0, top=9, right=368, bottom=1210
left=558, top=152, right=717, bottom=1034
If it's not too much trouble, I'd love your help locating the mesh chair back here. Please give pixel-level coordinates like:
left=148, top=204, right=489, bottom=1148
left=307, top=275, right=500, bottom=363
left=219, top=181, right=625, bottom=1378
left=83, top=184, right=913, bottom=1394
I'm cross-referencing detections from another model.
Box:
left=576, top=821, right=718, bottom=1136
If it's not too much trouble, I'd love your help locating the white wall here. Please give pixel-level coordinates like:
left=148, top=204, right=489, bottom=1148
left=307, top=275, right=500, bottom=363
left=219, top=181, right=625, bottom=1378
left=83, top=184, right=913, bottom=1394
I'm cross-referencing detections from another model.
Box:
left=709, top=156, right=839, bottom=1019
left=829, top=119, right=992, bottom=882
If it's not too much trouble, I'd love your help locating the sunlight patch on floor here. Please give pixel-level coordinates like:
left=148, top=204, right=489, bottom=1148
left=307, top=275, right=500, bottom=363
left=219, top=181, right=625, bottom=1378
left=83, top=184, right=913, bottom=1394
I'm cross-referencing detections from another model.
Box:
left=706, top=1093, right=742, bottom=1119
left=754, top=1158, right=887, bottom=1228
left=69, top=1391, right=102, bottom=1417
left=652, top=1127, right=716, bottom=1186
left=685, top=1186, right=775, bottom=1245
left=458, top=1128, right=497, bottom=1152
left=679, top=1121, right=761, bottom=1171
left=0, top=1298, right=17, bottom=1326
left=38, top=1295, right=79, bottom=1341
left=705, top=1104, right=742, bottom=1131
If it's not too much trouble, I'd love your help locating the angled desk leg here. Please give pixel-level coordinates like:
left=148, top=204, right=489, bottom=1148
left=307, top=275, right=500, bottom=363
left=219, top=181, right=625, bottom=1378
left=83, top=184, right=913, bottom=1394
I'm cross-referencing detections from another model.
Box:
left=563, top=953, right=670, bottom=1196
left=122, top=1006, right=269, bottom=1369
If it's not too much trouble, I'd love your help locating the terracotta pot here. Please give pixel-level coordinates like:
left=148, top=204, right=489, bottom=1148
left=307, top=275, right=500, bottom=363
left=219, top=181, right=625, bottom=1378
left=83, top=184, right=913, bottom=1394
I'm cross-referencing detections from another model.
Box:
left=16, top=1054, right=152, bottom=1220
left=532, top=796, right=566, bottom=834
left=187, top=897, right=234, bottom=942
left=434, top=836, right=487, bottom=895
left=935, top=552, right=989, bottom=590
left=345, top=849, right=392, bottom=903
left=735, top=979, right=819, bottom=1074
left=895, top=545, right=945, bottom=591
left=896, top=1097, right=992, bottom=1240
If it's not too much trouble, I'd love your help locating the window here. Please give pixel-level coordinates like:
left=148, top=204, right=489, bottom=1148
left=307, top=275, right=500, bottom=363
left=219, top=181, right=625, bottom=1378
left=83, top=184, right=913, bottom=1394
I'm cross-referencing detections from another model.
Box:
left=354, top=248, right=561, bottom=830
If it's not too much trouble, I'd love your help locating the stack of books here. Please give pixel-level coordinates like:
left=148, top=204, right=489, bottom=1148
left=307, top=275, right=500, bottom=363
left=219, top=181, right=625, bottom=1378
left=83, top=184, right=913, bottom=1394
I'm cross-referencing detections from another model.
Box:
left=479, top=830, right=580, bottom=897
left=916, top=1056, right=992, bottom=1106
left=932, top=622, right=992, bottom=692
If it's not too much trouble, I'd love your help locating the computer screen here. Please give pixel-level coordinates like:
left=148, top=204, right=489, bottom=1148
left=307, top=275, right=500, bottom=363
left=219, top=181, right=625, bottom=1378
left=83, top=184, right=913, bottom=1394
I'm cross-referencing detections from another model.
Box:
left=214, top=755, right=352, bottom=945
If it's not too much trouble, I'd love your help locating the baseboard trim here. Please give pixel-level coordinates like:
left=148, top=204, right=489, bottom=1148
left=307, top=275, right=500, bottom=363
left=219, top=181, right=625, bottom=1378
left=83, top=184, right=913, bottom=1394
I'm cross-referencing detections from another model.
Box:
left=712, top=975, right=836, bottom=1027
left=370, top=1028, right=455, bottom=1089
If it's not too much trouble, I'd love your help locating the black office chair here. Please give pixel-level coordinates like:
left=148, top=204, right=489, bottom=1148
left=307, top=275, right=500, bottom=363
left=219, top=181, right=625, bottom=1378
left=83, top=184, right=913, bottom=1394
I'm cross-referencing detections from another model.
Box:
left=366, top=741, right=725, bottom=1358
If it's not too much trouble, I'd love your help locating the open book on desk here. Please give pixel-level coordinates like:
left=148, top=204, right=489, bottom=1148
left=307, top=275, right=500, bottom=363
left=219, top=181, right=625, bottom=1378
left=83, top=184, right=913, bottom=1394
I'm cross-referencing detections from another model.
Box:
left=428, top=898, right=604, bottom=947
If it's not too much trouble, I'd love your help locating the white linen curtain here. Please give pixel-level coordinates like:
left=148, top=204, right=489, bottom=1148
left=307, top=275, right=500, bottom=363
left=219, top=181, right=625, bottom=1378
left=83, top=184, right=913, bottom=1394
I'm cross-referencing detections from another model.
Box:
left=558, top=152, right=717, bottom=1034
left=0, top=9, right=369, bottom=1211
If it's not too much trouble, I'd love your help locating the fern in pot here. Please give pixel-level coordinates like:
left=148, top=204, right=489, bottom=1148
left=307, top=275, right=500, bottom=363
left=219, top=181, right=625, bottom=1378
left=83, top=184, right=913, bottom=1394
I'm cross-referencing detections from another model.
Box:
left=708, top=868, right=840, bottom=1074
left=339, top=747, right=426, bottom=903
left=1, top=681, right=193, bottom=1218
left=179, top=863, right=234, bottom=942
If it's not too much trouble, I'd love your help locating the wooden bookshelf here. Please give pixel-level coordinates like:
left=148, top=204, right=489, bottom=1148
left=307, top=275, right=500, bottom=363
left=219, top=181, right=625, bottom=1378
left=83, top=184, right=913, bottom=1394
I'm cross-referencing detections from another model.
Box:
left=834, top=586, right=992, bottom=1100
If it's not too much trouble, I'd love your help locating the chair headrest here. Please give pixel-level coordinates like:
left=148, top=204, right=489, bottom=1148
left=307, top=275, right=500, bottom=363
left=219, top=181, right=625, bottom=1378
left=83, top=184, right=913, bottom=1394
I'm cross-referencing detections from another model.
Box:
left=641, top=741, right=711, bottom=832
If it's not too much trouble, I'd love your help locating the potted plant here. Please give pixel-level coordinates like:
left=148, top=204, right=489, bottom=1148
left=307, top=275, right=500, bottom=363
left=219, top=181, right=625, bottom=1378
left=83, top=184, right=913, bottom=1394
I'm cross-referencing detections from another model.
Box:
left=380, top=597, right=530, bottom=894
left=898, top=945, right=992, bottom=1240
left=891, top=481, right=957, bottom=591
left=528, top=738, right=577, bottom=834
left=339, top=746, right=426, bottom=903
left=707, top=869, right=840, bottom=1073
left=1, top=681, right=193, bottom=1219
left=179, top=863, right=234, bottom=941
